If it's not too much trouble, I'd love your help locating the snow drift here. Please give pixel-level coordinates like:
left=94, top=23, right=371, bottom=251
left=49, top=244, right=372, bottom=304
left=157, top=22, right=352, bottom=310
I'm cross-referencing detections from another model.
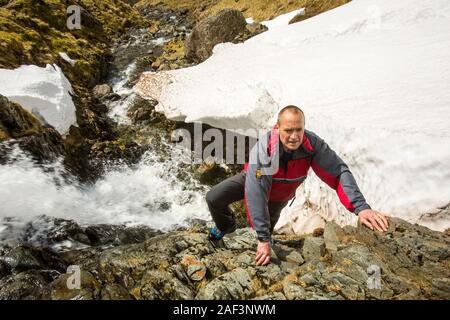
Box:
left=0, top=64, right=77, bottom=135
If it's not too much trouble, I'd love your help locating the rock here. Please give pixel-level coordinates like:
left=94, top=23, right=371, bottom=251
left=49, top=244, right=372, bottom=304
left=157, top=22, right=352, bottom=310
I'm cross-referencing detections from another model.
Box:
left=195, top=156, right=228, bottom=185
left=126, top=95, right=161, bottom=124
left=283, top=276, right=307, bottom=300
left=83, top=224, right=161, bottom=246
left=48, top=270, right=102, bottom=300
left=3, top=246, right=42, bottom=272
left=92, top=84, right=112, bottom=99
left=245, top=22, right=268, bottom=36
left=180, top=255, right=207, bottom=281
left=151, top=60, right=161, bottom=70
left=185, top=9, right=247, bottom=62
left=272, top=244, right=304, bottom=265
left=301, top=236, right=326, bottom=261
left=252, top=292, right=286, bottom=300
left=101, top=284, right=132, bottom=300
left=0, top=270, right=49, bottom=300
left=139, top=269, right=194, bottom=300
left=103, top=93, right=122, bottom=101
left=0, top=259, right=11, bottom=279
left=324, top=221, right=345, bottom=253
left=299, top=273, right=320, bottom=287
left=3, top=245, right=66, bottom=274
left=431, top=278, right=450, bottom=299
left=288, top=9, right=306, bottom=25
left=201, top=255, right=228, bottom=278
left=0, top=218, right=448, bottom=300
left=0, top=95, right=65, bottom=162
left=196, top=267, right=254, bottom=299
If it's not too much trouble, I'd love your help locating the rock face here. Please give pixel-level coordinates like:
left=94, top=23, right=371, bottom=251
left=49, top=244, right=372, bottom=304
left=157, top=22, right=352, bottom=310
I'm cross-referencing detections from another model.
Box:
left=0, top=217, right=448, bottom=300
left=0, top=95, right=65, bottom=162
left=185, top=9, right=247, bottom=62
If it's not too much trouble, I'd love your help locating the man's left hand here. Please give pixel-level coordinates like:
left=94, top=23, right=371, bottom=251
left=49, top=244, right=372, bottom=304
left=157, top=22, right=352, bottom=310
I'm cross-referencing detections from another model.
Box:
left=359, top=209, right=389, bottom=232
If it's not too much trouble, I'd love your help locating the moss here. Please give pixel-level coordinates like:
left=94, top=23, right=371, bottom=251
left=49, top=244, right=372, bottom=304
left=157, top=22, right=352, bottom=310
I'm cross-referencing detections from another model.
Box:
left=136, top=0, right=351, bottom=22
left=0, top=127, right=10, bottom=141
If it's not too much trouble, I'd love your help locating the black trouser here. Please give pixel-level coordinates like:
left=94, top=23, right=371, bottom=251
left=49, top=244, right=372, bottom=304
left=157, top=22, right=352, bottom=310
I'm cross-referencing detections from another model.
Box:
left=205, top=172, right=288, bottom=235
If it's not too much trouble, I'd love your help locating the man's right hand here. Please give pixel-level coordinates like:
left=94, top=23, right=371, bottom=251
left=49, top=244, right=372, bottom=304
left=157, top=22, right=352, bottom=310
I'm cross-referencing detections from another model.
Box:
left=255, top=240, right=271, bottom=266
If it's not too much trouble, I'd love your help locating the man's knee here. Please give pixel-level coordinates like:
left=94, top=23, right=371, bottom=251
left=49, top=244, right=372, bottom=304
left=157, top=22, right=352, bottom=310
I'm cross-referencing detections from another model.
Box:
left=205, top=187, right=221, bottom=207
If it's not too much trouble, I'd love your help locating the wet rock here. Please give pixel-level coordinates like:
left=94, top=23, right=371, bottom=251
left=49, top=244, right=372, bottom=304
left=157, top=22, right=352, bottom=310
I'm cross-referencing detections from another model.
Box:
left=0, top=259, right=11, bottom=279
left=103, top=92, right=122, bottom=101
left=2, top=244, right=66, bottom=274
left=185, top=9, right=247, bottom=62
left=126, top=95, right=161, bottom=124
left=84, top=224, right=162, bottom=247
left=3, top=246, right=43, bottom=272
left=0, top=270, right=50, bottom=300
left=301, top=236, right=326, bottom=261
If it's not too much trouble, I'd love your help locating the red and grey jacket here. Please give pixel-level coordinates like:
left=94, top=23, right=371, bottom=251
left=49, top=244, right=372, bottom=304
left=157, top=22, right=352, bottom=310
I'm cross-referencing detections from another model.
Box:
left=243, top=127, right=370, bottom=242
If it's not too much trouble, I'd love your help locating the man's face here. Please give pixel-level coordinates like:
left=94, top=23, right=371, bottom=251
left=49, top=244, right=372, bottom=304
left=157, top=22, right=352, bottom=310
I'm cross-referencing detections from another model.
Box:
left=276, top=111, right=305, bottom=151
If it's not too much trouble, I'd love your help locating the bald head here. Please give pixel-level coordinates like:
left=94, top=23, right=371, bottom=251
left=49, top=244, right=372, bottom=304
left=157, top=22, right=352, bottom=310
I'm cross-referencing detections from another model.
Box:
left=277, top=105, right=305, bottom=126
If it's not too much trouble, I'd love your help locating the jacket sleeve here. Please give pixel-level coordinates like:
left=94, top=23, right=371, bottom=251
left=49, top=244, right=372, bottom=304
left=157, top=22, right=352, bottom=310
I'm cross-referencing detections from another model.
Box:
left=244, top=133, right=275, bottom=242
left=308, top=131, right=371, bottom=214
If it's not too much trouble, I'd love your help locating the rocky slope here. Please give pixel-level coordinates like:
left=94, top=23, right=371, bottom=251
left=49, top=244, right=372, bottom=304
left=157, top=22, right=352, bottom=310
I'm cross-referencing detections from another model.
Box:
left=0, top=217, right=448, bottom=300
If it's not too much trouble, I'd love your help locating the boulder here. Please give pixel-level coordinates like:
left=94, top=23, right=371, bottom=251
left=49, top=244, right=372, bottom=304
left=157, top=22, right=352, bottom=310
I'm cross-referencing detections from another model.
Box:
left=185, top=9, right=247, bottom=62
left=92, top=84, right=112, bottom=99
left=0, top=95, right=65, bottom=162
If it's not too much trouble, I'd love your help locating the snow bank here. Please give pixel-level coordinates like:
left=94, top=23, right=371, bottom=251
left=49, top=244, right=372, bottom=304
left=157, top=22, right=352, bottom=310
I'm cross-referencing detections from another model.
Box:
left=260, top=8, right=305, bottom=29
left=136, top=0, right=450, bottom=232
left=0, top=64, right=77, bottom=135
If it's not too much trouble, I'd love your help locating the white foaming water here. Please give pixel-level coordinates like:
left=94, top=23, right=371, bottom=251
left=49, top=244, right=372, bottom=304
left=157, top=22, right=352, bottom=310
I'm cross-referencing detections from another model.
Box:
left=0, top=145, right=209, bottom=243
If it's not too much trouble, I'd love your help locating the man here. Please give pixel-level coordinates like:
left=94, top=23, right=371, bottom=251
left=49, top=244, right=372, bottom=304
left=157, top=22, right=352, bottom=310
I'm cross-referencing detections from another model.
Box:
left=206, top=105, right=389, bottom=266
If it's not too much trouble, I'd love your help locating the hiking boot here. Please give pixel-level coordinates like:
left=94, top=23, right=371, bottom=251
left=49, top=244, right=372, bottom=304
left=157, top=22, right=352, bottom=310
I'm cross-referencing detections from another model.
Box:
left=208, top=225, right=225, bottom=241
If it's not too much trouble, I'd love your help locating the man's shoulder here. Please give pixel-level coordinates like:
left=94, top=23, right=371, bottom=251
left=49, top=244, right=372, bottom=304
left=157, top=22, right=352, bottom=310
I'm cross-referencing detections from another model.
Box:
left=302, top=129, right=324, bottom=151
